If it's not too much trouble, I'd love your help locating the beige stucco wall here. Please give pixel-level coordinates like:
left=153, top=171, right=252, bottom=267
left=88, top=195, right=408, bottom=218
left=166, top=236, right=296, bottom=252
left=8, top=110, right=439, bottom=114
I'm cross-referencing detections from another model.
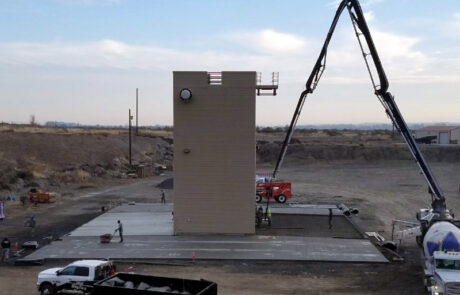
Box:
left=173, top=71, right=256, bottom=234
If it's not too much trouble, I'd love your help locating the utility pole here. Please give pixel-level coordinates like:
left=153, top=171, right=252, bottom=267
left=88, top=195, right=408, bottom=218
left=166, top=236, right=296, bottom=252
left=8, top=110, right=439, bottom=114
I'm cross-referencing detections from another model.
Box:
left=129, top=108, right=133, bottom=166
left=136, top=88, right=139, bottom=135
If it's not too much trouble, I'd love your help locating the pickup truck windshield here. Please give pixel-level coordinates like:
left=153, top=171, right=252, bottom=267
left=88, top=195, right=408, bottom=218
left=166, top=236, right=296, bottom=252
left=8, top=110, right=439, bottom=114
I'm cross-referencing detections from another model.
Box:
left=436, top=259, right=460, bottom=270
left=75, top=267, right=89, bottom=276
left=60, top=266, right=90, bottom=276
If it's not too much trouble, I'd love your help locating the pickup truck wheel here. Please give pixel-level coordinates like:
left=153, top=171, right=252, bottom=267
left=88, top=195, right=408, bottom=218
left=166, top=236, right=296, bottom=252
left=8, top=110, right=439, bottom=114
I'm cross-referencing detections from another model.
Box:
left=256, top=194, right=262, bottom=203
left=41, top=284, right=55, bottom=295
left=276, top=194, right=287, bottom=204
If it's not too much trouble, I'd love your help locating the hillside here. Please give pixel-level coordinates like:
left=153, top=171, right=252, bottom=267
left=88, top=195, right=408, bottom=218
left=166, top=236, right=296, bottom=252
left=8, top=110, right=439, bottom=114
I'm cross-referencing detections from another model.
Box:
left=256, top=129, right=460, bottom=163
left=2, top=124, right=460, bottom=198
left=0, top=124, right=172, bottom=196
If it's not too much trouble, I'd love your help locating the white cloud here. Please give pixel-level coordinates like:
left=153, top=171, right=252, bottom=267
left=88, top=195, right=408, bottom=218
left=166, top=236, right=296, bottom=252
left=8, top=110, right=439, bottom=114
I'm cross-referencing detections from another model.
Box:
left=0, top=26, right=459, bottom=126
left=0, top=39, right=311, bottom=79
left=316, top=23, right=444, bottom=84
left=328, top=0, right=384, bottom=8
left=226, top=29, right=308, bottom=54
left=453, top=13, right=460, bottom=31
left=362, top=0, right=384, bottom=6
left=98, top=39, right=129, bottom=55
left=52, top=0, right=120, bottom=6
left=0, top=26, right=456, bottom=85
left=364, top=11, right=375, bottom=22
left=327, top=0, right=342, bottom=7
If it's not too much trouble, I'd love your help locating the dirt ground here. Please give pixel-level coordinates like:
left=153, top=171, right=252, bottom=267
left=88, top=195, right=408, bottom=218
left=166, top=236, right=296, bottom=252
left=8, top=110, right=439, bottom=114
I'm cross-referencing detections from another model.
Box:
left=0, top=258, right=423, bottom=295
left=2, top=160, right=458, bottom=294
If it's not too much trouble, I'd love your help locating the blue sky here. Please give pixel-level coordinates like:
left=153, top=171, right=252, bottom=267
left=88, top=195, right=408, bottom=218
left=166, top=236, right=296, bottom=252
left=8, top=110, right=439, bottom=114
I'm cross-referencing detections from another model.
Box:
left=1, top=0, right=459, bottom=125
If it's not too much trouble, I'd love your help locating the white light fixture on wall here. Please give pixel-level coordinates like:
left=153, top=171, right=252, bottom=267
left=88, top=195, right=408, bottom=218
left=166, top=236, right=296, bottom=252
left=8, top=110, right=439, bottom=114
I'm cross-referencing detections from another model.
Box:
left=179, top=88, right=192, bottom=102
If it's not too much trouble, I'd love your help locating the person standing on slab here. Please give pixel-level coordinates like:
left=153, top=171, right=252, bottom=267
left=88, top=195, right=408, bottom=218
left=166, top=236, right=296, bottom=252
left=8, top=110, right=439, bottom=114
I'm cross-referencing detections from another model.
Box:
left=114, top=220, right=123, bottom=243
left=1, top=237, right=11, bottom=262
left=328, top=208, right=333, bottom=229
left=160, top=189, right=166, bottom=204
left=24, top=215, right=36, bottom=236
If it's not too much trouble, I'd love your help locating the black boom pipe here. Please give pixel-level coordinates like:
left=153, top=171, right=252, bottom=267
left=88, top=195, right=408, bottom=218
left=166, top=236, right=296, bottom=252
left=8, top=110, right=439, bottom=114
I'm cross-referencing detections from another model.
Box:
left=272, top=0, right=446, bottom=215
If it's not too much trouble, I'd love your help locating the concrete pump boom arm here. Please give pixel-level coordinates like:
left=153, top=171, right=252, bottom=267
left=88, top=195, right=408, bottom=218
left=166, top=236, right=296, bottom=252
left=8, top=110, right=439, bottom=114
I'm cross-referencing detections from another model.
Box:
left=272, top=0, right=447, bottom=215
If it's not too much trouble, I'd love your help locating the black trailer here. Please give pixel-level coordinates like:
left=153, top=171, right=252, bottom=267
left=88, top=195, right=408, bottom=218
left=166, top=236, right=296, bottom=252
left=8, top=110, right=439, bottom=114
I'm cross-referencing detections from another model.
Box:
left=90, top=272, right=217, bottom=295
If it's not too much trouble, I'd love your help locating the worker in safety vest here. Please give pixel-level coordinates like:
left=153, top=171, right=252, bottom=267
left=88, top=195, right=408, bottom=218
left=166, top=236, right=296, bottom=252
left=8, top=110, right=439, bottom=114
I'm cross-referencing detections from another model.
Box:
left=266, top=207, right=272, bottom=226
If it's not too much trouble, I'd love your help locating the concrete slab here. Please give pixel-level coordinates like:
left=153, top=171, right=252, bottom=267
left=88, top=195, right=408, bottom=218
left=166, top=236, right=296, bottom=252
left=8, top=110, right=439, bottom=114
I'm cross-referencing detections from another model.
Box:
left=257, top=214, right=362, bottom=238
left=23, top=202, right=387, bottom=263
left=270, top=206, right=343, bottom=216
left=70, top=204, right=173, bottom=237
left=110, top=203, right=173, bottom=213
left=23, top=235, right=387, bottom=263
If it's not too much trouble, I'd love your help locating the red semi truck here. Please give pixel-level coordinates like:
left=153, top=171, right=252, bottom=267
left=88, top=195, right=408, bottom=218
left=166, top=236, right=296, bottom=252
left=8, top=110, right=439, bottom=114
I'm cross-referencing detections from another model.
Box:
left=256, top=176, right=292, bottom=203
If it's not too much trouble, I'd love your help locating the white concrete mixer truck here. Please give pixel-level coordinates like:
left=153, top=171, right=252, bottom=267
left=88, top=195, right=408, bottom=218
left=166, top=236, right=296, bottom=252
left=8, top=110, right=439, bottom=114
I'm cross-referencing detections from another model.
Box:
left=270, top=0, right=460, bottom=293
left=419, top=217, right=460, bottom=295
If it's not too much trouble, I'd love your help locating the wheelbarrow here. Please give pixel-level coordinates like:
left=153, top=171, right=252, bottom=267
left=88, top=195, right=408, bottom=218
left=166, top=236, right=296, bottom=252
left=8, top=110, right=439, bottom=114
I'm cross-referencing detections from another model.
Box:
left=99, top=233, right=114, bottom=244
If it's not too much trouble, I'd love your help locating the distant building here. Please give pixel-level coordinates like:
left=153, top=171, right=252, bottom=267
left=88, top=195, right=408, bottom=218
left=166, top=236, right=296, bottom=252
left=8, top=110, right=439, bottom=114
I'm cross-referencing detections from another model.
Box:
left=414, top=126, right=460, bottom=144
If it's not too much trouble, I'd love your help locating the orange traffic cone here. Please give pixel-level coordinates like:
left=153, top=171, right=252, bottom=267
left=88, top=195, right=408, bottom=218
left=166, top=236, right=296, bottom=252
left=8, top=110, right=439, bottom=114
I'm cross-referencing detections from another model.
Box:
left=192, top=251, right=196, bottom=264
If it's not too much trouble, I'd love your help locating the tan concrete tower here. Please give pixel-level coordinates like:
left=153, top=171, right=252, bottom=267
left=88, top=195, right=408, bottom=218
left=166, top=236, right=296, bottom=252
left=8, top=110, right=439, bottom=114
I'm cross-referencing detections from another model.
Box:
left=173, top=71, right=256, bottom=234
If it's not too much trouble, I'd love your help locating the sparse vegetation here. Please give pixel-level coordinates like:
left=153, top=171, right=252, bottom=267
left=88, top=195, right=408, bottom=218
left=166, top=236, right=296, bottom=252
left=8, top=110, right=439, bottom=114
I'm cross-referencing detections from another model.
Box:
left=0, top=123, right=173, bottom=197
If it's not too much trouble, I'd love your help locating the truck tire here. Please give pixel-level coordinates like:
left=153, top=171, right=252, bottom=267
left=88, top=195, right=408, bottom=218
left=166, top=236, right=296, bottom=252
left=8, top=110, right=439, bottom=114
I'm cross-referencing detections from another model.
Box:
left=256, top=194, right=262, bottom=203
left=275, top=194, right=287, bottom=204
left=423, top=276, right=432, bottom=294
left=40, top=284, right=55, bottom=295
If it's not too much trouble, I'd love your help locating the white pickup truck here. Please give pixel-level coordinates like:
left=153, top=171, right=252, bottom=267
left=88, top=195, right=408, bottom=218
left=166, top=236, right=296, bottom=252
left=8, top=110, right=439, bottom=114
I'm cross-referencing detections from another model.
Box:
left=36, top=260, right=115, bottom=295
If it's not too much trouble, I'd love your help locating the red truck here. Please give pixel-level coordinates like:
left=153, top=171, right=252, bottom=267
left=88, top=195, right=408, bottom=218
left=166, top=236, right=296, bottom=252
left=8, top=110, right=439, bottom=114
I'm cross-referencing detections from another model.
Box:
left=256, top=177, right=292, bottom=203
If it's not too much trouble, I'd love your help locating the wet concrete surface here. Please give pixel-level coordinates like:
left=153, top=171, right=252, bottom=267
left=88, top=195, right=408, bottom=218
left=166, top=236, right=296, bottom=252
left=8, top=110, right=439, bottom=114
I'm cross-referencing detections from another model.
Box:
left=22, top=203, right=386, bottom=263
left=22, top=234, right=387, bottom=263
left=70, top=203, right=173, bottom=236
left=257, top=214, right=362, bottom=238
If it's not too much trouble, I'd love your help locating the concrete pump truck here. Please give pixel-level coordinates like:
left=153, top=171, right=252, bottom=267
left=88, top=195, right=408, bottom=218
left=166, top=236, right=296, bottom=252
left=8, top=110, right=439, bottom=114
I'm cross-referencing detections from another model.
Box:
left=273, top=1, right=460, bottom=294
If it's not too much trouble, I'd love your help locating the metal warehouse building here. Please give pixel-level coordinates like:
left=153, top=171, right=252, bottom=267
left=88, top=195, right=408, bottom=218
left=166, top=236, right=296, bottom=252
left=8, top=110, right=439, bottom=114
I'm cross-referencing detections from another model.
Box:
left=414, top=126, right=460, bottom=144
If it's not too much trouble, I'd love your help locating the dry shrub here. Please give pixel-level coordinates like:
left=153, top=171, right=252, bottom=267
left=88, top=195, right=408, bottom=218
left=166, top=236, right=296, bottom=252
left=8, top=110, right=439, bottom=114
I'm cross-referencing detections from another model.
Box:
left=51, top=169, right=91, bottom=183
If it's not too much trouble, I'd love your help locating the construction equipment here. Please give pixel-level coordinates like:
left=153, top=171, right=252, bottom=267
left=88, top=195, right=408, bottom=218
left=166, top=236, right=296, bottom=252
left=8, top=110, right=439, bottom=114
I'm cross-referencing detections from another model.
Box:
left=273, top=0, right=459, bottom=293
left=99, top=233, right=114, bottom=244
left=274, top=0, right=450, bottom=225
left=256, top=181, right=291, bottom=203
left=28, top=188, right=56, bottom=203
